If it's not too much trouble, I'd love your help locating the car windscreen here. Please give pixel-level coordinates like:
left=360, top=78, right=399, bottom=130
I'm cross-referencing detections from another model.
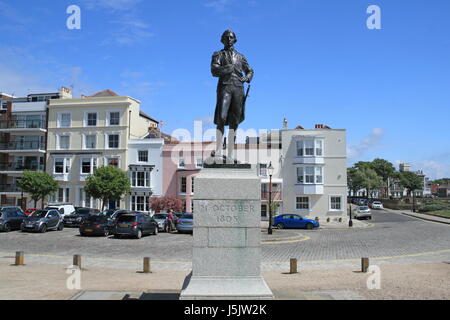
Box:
left=181, top=214, right=193, bottom=220
left=153, top=214, right=167, bottom=219
left=117, top=215, right=137, bottom=223
left=86, top=216, right=108, bottom=223
left=74, top=209, right=92, bottom=215
left=99, top=210, right=115, bottom=217
left=32, top=210, right=48, bottom=218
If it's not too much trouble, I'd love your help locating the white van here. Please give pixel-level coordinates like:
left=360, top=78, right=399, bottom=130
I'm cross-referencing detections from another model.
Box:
left=45, top=204, right=76, bottom=218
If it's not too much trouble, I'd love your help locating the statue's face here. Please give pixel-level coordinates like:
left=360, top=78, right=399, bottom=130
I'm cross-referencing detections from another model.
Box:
left=222, top=32, right=236, bottom=48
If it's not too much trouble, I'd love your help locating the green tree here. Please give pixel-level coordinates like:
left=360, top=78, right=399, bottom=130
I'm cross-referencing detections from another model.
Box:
left=399, top=171, right=424, bottom=212
left=399, top=171, right=424, bottom=196
left=84, top=166, right=131, bottom=210
left=432, top=178, right=450, bottom=185
left=354, top=166, right=383, bottom=199
left=370, top=158, right=396, bottom=198
left=347, top=167, right=364, bottom=196
left=17, top=171, right=59, bottom=209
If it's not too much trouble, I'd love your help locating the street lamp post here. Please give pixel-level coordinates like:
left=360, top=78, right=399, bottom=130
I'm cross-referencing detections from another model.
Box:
left=267, top=162, right=275, bottom=235
left=349, top=202, right=353, bottom=227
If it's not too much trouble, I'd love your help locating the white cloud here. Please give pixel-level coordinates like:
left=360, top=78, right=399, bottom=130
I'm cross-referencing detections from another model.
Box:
left=347, top=128, right=384, bottom=161
left=205, top=0, right=234, bottom=12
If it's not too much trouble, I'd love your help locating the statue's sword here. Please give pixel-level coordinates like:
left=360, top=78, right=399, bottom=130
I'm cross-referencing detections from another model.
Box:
left=243, top=84, right=251, bottom=111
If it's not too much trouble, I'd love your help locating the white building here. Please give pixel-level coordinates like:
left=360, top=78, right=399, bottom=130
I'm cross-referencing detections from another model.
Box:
left=127, top=132, right=164, bottom=213
left=280, top=125, right=348, bottom=222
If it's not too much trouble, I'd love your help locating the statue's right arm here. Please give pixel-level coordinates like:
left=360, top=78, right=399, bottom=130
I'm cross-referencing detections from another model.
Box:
left=211, top=51, right=232, bottom=77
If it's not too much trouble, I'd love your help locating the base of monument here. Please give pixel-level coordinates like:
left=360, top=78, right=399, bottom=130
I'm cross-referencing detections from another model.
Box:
left=180, top=273, right=274, bottom=300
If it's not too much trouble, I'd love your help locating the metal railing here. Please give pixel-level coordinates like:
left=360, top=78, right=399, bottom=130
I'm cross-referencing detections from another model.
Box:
left=0, top=162, right=44, bottom=171
left=0, top=120, right=46, bottom=130
left=0, top=141, right=46, bottom=151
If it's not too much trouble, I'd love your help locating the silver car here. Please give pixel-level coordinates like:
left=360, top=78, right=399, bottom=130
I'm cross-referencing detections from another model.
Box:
left=354, top=206, right=372, bottom=220
left=152, top=213, right=168, bottom=231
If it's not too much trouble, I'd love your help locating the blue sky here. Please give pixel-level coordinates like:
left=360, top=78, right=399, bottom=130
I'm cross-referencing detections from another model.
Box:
left=0, top=0, right=449, bottom=179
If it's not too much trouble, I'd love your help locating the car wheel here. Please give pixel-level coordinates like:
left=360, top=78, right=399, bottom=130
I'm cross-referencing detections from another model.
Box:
left=114, top=234, right=121, bottom=239
left=153, top=227, right=158, bottom=236
left=3, top=223, right=11, bottom=232
left=306, top=223, right=313, bottom=230
left=80, top=232, right=86, bottom=237
left=136, top=229, right=142, bottom=239
left=57, top=223, right=64, bottom=231
left=40, top=224, right=47, bottom=233
left=104, top=229, right=110, bottom=237
left=276, top=223, right=284, bottom=229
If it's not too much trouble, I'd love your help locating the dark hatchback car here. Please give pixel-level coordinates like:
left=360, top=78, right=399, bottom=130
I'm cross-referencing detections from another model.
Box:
left=0, top=207, right=28, bottom=232
left=64, top=208, right=100, bottom=227
left=79, top=215, right=113, bottom=237
left=113, top=213, right=158, bottom=239
left=21, top=209, right=64, bottom=233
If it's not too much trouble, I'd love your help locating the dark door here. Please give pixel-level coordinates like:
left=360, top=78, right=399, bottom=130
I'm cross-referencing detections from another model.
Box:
left=48, top=211, right=59, bottom=228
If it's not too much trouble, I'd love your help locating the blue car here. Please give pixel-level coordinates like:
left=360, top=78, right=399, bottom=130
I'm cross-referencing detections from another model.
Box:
left=273, top=214, right=319, bottom=230
left=176, top=213, right=193, bottom=234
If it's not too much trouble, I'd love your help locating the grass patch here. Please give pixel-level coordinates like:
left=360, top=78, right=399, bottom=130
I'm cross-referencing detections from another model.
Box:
left=424, top=210, right=450, bottom=219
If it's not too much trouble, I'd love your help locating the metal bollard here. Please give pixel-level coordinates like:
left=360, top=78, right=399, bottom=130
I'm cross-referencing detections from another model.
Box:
left=143, top=257, right=151, bottom=273
left=361, top=258, right=369, bottom=273
left=73, top=255, right=82, bottom=269
left=290, top=258, right=298, bottom=274
left=15, top=252, right=24, bottom=266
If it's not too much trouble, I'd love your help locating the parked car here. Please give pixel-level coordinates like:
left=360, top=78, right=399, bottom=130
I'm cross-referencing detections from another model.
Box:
left=152, top=213, right=168, bottom=231
left=24, top=208, right=37, bottom=216
left=354, top=206, right=372, bottom=220
left=100, top=209, right=130, bottom=224
left=112, top=213, right=158, bottom=239
left=79, top=215, right=114, bottom=237
left=21, top=209, right=64, bottom=233
left=371, top=201, right=384, bottom=209
left=64, top=208, right=100, bottom=227
left=0, top=207, right=28, bottom=232
left=273, top=214, right=320, bottom=230
left=45, top=204, right=75, bottom=217
left=176, top=213, right=194, bottom=234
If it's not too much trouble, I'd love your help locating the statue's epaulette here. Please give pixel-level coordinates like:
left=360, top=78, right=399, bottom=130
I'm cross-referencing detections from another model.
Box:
left=212, top=51, right=222, bottom=57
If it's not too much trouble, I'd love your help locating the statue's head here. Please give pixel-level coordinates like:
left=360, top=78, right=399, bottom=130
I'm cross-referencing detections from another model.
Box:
left=221, top=30, right=237, bottom=48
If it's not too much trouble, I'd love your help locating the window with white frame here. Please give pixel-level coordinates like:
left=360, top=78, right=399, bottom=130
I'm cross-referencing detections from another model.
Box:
left=130, top=195, right=150, bottom=212
left=296, top=139, right=324, bottom=157
left=81, top=158, right=97, bottom=175
left=179, top=158, right=186, bottom=169
left=131, top=171, right=151, bottom=188
left=85, top=135, right=96, bottom=149
left=86, top=113, right=98, bottom=127
left=259, top=163, right=268, bottom=176
left=297, top=166, right=324, bottom=184
left=108, top=134, right=120, bottom=149
left=51, top=188, right=70, bottom=203
left=59, top=135, right=70, bottom=150
left=109, top=112, right=120, bottom=126
left=180, top=177, right=187, bottom=194
left=106, top=157, right=119, bottom=168
left=296, top=197, right=310, bottom=210
left=138, top=150, right=148, bottom=162
left=59, top=113, right=71, bottom=128
left=330, top=196, right=342, bottom=211
left=54, top=158, right=71, bottom=174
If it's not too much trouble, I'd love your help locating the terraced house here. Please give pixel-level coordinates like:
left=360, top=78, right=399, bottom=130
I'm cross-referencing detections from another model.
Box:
left=0, top=88, right=72, bottom=208
left=46, top=90, right=158, bottom=210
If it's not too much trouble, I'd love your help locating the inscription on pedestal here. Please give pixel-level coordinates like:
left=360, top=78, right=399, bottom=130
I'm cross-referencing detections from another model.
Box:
left=195, top=200, right=261, bottom=228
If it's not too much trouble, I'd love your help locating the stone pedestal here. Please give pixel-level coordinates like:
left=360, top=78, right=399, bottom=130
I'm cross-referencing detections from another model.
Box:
left=180, top=166, right=274, bottom=300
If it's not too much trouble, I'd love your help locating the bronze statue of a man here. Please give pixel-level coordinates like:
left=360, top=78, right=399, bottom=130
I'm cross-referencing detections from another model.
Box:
left=211, top=30, right=254, bottom=160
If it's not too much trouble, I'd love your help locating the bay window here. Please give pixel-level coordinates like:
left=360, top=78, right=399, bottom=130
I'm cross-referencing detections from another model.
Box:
left=297, top=166, right=324, bottom=184
left=296, top=139, right=324, bottom=157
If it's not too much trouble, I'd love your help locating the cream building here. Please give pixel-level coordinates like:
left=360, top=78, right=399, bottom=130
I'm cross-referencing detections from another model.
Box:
left=281, top=125, right=348, bottom=222
left=47, top=90, right=156, bottom=210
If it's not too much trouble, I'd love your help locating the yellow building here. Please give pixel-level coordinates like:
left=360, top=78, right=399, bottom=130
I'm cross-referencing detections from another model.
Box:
left=47, top=90, right=156, bottom=210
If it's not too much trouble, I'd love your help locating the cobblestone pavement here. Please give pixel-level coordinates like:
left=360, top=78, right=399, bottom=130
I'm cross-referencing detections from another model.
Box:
left=0, top=210, right=449, bottom=271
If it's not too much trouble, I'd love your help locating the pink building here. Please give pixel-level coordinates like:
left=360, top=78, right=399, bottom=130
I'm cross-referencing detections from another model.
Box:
left=162, top=142, right=215, bottom=213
